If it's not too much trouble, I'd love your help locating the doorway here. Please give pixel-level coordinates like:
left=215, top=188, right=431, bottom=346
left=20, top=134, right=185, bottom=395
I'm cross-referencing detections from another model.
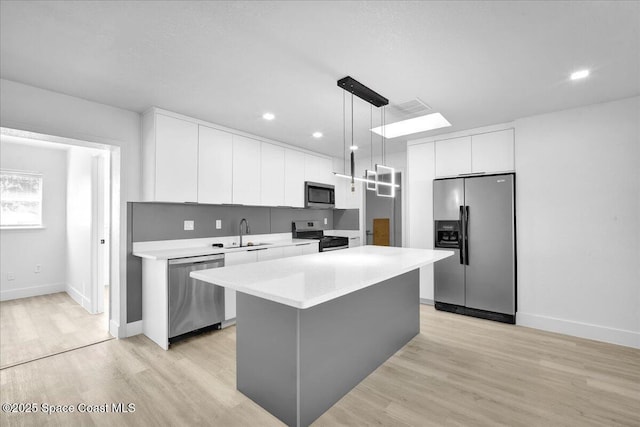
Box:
left=365, top=172, right=402, bottom=247
left=0, top=131, right=117, bottom=369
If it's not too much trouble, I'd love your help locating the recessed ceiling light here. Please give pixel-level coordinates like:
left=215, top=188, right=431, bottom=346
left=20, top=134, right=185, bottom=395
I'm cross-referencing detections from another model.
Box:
left=312, top=131, right=323, bottom=138
left=350, top=145, right=358, bottom=151
left=262, top=112, right=275, bottom=120
left=570, top=69, right=590, bottom=80
left=371, top=112, right=451, bottom=138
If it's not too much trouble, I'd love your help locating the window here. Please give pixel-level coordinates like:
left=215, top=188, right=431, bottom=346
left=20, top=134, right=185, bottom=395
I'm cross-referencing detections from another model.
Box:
left=0, top=170, right=43, bottom=227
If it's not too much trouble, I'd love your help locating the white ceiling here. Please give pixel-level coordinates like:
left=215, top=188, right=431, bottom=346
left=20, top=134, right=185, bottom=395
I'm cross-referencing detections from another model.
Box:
left=1, top=1, right=638, bottom=158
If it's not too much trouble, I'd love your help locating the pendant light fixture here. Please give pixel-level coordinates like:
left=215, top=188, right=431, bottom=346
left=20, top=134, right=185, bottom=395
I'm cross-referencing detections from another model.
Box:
left=334, top=76, right=398, bottom=196
left=375, top=104, right=396, bottom=198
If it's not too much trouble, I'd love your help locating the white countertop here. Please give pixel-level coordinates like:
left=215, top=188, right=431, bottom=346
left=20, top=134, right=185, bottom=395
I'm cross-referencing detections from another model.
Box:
left=191, top=246, right=453, bottom=309
left=133, top=238, right=318, bottom=260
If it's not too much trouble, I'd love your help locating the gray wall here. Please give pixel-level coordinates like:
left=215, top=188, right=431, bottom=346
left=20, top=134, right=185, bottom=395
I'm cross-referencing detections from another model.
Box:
left=127, top=203, right=358, bottom=323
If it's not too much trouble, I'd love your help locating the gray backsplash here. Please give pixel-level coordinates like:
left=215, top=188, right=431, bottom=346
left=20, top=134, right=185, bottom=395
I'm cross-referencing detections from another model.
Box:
left=126, top=202, right=359, bottom=323
left=333, top=209, right=360, bottom=231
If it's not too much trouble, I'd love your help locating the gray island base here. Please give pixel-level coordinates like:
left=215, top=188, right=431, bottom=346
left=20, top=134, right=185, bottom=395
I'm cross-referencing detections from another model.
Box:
left=236, top=269, right=419, bottom=427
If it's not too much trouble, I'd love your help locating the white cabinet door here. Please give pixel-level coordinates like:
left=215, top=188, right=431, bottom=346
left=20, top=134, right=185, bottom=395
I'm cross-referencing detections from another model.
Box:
left=434, top=136, right=471, bottom=177
left=232, top=135, right=261, bottom=205
left=408, top=142, right=437, bottom=301
left=284, top=149, right=305, bottom=207
left=224, top=251, right=258, bottom=320
left=261, top=143, right=285, bottom=206
left=198, top=125, right=233, bottom=204
left=304, top=154, right=334, bottom=185
left=471, top=129, right=514, bottom=173
left=283, top=245, right=304, bottom=258
left=155, top=114, right=198, bottom=202
left=256, top=246, right=285, bottom=261
left=348, top=237, right=361, bottom=247
left=301, top=242, right=319, bottom=255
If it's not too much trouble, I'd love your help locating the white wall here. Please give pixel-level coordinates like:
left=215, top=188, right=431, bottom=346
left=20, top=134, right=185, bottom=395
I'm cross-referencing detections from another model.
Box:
left=406, top=96, right=639, bottom=347
left=515, top=96, right=639, bottom=348
left=0, top=79, right=141, bottom=337
left=65, top=147, right=94, bottom=310
left=406, top=143, right=436, bottom=301
left=0, top=140, right=68, bottom=300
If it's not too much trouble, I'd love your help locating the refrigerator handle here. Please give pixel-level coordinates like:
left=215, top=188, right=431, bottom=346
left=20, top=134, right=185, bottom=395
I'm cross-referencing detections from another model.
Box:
left=465, top=206, right=470, bottom=265
left=459, top=205, right=465, bottom=265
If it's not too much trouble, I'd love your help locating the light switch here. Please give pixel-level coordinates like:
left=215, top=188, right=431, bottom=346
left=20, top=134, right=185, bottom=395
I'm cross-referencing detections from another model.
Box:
left=216, top=220, right=222, bottom=230
left=184, top=220, right=194, bottom=231
left=7, top=272, right=15, bottom=281
left=324, top=218, right=327, bottom=225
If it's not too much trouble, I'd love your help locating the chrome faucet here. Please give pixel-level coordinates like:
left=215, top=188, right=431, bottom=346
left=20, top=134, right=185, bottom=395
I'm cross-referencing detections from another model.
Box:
left=239, top=218, right=250, bottom=247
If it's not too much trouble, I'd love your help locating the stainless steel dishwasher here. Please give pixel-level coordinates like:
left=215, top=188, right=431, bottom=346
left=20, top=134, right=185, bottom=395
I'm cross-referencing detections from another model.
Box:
left=168, top=254, right=225, bottom=342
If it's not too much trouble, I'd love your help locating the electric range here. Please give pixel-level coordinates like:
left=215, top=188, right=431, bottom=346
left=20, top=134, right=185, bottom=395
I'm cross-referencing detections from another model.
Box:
left=291, top=220, right=349, bottom=252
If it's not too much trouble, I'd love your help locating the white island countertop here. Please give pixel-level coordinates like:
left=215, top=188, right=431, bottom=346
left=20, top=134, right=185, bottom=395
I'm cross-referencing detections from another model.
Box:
left=191, top=246, right=453, bottom=309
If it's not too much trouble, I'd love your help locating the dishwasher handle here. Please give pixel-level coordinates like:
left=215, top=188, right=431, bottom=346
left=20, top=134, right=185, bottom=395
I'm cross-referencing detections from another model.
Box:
left=169, top=254, right=225, bottom=265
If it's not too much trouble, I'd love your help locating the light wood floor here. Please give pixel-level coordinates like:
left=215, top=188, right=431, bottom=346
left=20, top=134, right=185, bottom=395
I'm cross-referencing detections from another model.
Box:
left=0, top=291, right=111, bottom=369
left=1, top=305, right=638, bottom=426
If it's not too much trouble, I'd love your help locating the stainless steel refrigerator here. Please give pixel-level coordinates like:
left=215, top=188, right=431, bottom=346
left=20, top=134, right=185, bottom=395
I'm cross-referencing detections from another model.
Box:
left=433, top=173, right=516, bottom=324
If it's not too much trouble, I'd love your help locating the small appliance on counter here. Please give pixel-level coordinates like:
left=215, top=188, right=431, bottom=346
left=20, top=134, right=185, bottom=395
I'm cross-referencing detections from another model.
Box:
left=292, top=220, right=348, bottom=252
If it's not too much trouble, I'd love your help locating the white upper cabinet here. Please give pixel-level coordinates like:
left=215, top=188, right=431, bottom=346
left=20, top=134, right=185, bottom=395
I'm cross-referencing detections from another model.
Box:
left=153, top=114, right=199, bottom=202
left=304, top=154, right=333, bottom=185
left=198, top=125, right=233, bottom=204
left=232, top=135, right=261, bottom=205
left=434, top=136, right=472, bottom=177
left=260, top=143, right=285, bottom=206
left=471, top=129, right=514, bottom=173
left=284, top=149, right=305, bottom=207
left=143, top=108, right=339, bottom=207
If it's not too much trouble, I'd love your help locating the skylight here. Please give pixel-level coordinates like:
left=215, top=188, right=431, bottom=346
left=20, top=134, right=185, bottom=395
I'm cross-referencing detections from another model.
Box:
left=371, top=113, right=451, bottom=138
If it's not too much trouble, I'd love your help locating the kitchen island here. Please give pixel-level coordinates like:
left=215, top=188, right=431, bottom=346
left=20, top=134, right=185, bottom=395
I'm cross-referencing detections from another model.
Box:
left=191, top=246, right=452, bottom=427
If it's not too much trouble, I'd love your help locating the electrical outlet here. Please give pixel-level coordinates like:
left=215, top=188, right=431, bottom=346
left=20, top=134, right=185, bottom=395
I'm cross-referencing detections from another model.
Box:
left=184, top=220, right=194, bottom=231
left=35, top=264, right=42, bottom=273
left=324, top=218, right=327, bottom=225
left=7, top=272, right=15, bottom=281
left=216, top=219, right=222, bottom=230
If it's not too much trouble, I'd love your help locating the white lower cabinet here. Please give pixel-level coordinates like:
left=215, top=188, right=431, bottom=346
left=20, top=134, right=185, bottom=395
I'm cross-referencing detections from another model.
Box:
left=224, top=251, right=258, bottom=320
left=255, top=246, right=285, bottom=261
left=348, top=236, right=361, bottom=247
left=301, top=243, right=318, bottom=255
left=283, top=245, right=303, bottom=257
left=221, top=243, right=318, bottom=321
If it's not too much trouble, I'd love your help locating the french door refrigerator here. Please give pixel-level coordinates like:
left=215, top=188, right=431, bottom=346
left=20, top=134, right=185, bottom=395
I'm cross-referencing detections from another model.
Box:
left=433, top=173, right=516, bottom=324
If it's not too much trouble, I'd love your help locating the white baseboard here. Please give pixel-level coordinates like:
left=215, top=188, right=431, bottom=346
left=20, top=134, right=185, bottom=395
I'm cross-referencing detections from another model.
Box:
left=66, top=284, right=85, bottom=307
left=109, top=319, right=124, bottom=338
left=420, top=298, right=434, bottom=305
left=126, top=320, right=143, bottom=337
left=517, top=312, right=640, bottom=349
left=0, top=282, right=66, bottom=301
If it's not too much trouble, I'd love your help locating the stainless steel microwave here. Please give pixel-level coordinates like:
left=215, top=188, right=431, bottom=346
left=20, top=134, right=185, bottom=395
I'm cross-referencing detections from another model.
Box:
left=305, top=181, right=335, bottom=208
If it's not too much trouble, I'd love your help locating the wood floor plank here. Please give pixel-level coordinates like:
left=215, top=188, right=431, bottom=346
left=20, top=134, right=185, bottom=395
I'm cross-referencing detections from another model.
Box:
left=0, top=305, right=638, bottom=426
left=0, top=292, right=112, bottom=368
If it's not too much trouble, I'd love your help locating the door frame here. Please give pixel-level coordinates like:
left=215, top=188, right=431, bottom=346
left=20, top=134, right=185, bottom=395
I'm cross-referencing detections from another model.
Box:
left=1, top=126, right=122, bottom=338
